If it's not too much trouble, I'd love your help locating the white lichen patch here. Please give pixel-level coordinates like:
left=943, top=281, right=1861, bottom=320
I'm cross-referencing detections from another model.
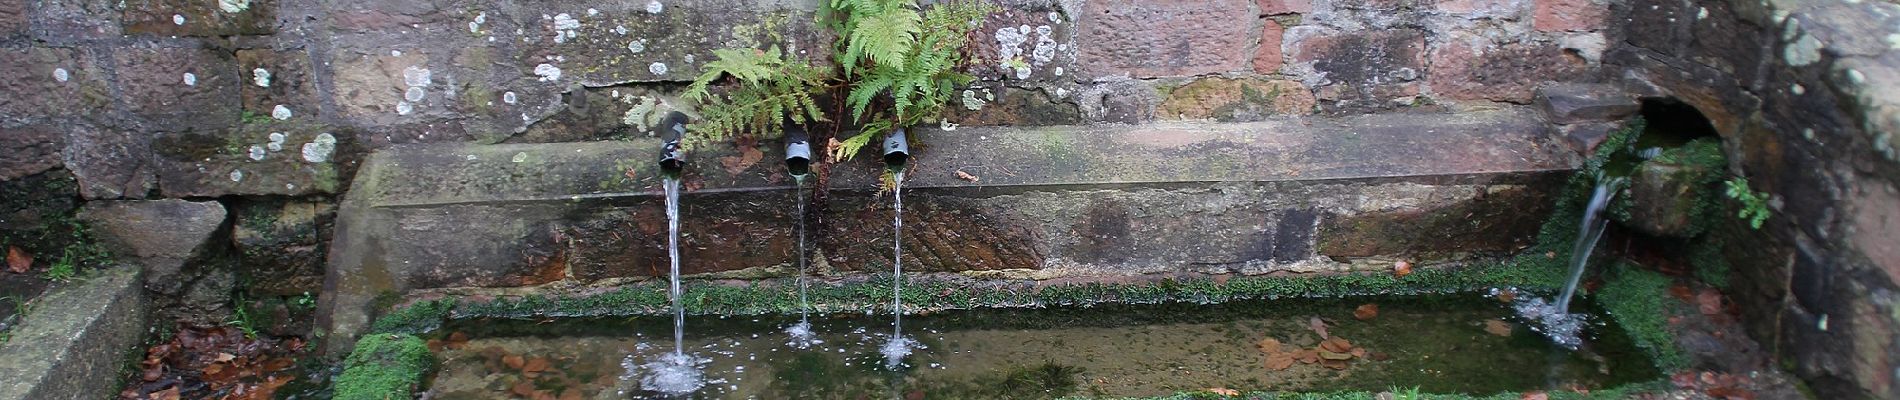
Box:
left=302, top=133, right=337, bottom=163
left=272, top=105, right=293, bottom=120
left=553, top=13, right=581, bottom=30
left=503, top=91, right=519, bottom=104
left=615, top=25, right=629, bottom=35
left=183, top=72, right=196, bottom=86
left=649, top=62, right=668, bottom=75
left=961, top=89, right=987, bottom=110
left=267, top=132, right=286, bottom=151
left=628, top=39, right=647, bottom=53
left=1048, top=12, right=1062, bottom=23
left=405, top=87, right=426, bottom=102
left=219, top=0, right=250, bottom=13
left=1031, top=25, right=1057, bottom=65
left=173, top=14, right=185, bottom=25
left=1784, top=33, right=1822, bottom=66
left=535, top=63, right=563, bottom=82
left=403, top=66, right=432, bottom=87
left=396, top=101, right=414, bottom=115
left=229, top=170, right=243, bottom=182
left=1888, top=33, right=1900, bottom=49
left=252, top=68, right=271, bottom=87
left=1697, top=7, right=1708, bottom=19
left=1791, top=83, right=1806, bottom=95
left=248, top=145, right=266, bottom=161
left=512, top=152, right=529, bottom=163
left=1054, top=66, right=1065, bottom=76
left=647, top=0, right=664, bottom=14
left=470, top=12, right=487, bottom=33
left=54, top=68, right=70, bottom=82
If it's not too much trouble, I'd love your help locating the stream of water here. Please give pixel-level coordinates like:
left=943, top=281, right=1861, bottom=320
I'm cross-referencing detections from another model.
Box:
left=1516, top=175, right=1626, bottom=349
left=630, top=176, right=707, bottom=394
left=880, top=171, right=916, bottom=370
left=785, top=175, right=820, bottom=349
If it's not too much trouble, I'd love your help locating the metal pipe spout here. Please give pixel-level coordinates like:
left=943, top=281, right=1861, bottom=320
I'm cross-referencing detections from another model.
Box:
left=657, top=111, right=688, bottom=177
left=784, top=120, right=812, bottom=177
left=882, top=128, right=909, bottom=171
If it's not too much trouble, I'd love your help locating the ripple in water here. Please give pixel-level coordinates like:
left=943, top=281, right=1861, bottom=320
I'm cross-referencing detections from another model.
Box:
left=881, top=334, right=916, bottom=370
left=624, top=351, right=709, bottom=395
left=1509, top=293, right=1588, bottom=350
left=784, top=321, right=822, bottom=349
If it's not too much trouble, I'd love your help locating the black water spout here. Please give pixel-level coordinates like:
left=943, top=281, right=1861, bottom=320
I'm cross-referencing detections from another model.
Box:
left=784, top=121, right=812, bottom=177
left=657, top=111, right=687, bottom=177
left=882, top=128, right=909, bottom=171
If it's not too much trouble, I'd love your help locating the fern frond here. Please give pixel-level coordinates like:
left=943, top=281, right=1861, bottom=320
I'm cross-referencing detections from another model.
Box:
left=830, top=129, right=881, bottom=161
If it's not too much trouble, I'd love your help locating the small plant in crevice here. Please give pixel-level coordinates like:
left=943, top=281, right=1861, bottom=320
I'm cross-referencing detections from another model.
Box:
left=1724, top=177, right=1772, bottom=229
left=679, top=0, right=997, bottom=160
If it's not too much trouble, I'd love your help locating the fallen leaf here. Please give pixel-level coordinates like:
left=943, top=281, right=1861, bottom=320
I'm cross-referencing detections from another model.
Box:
left=1353, top=304, right=1379, bottom=321
left=1255, top=337, right=1282, bottom=354
left=524, top=357, right=551, bottom=373
left=720, top=147, right=766, bottom=175
left=1319, top=337, right=1353, bottom=353
left=6, top=246, right=30, bottom=273
left=1484, top=319, right=1514, bottom=336
left=1295, top=349, right=1320, bottom=364
left=504, top=354, right=525, bottom=370
left=1368, top=351, right=1392, bottom=361
left=1350, top=348, right=1367, bottom=358
left=559, top=388, right=585, bottom=400
left=1206, top=388, right=1241, bottom=396
left=1319, top=359, right=1349, bottom=370
left=1697, top=290, right=1724, bottom=316
left=1318, top=350, right=1353, bottom=361
left=1520, top=391, right=1550, bottom=400
left=1307, top=317, right=1330, bottom=339
left=1264, top=353, right=1296, bottom=370
left=152, top=386, right=181, bottom=400
left=511, top=381, right=536, bottom=397
left=955, top=170, right=980, bottom=182
left=214, top=352, right=236, bottom=362
left=446, top=332, right=469, bottom=350
left=1669, top=284, right=1695, bottom=301
left=1393, top=260, right=1412, bottom=277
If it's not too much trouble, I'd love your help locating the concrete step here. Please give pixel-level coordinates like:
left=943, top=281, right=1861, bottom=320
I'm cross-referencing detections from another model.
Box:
left=320, top=107, right=1580, bottom=348
left=0, top=267, right=147, bottom=400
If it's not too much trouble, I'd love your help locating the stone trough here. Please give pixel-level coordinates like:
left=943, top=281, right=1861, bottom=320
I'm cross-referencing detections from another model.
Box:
left=319, top=107, right=1579, bottom=349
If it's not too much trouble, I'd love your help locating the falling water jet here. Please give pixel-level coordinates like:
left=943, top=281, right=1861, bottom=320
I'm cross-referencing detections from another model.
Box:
left=783, top=122, right=820, bottom=349
left=635, top=111, right=706, bottom=394
left=879, top=128, right=916, bottom=369
left=1514, top=173, right=1626, bottom=350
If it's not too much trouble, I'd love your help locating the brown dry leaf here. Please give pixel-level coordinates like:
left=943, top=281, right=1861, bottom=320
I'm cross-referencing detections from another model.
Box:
left=1255, top=337, right=1283, bottom=354
left=446, top=332, right=470, bottom=350
left=1317, top=350, right=1353, bottom=361
left=1322, top=337, right=1353, bottom=353
left=1353, top=304, right=1379, bottom=321
left=504, top=354, right=526, bottom=370
left=152, top=386, right=181, bottom=400
left=523, top=357, right=551, bottom=373
left=1484, top=319, right=1514, bottom=336
left=1295, top=349, right=1320, bottom=364
left=1264, top=353, right=1296, bottom=371
left=1206, top=388, right=1241, bottom=396
left=1393, top=260, right=1412, bottom=277
left=1368, top=351, right=1392, bottom=361
left=720, top=147, right=766, bottom=175
left=1319, top=359, right=1349, bottom=370
left=6, top=246, right=30, bottom=273
left=1669, top=284, right=1695, bottom=301
left=1307, top=317, right=1330, bottom=339
left=1350, top=348, right=1368, bottom=358
left=1521, top=391, right=1550, bottom=400
left=1697, top=290, right=1724, bottom=316
left=511, top=381, right=537, bottom=397
left=955, top=170, right=980, bottom=182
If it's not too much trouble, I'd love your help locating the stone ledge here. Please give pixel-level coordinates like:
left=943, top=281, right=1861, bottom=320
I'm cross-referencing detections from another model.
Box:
left=0, top=267, right=148, bottom=400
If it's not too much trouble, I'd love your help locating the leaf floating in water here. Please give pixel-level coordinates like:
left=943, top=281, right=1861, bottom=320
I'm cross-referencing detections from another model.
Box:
left=1264, top=352, right=1296, bottom=370
left=1393, top=260, right=1412, bottom=277
left=1354, top=303, right=1379, bottom=320
left=1484, top=319, right=1514, bottom=336
left=6, top=246, right=29, bottom=273
left=1520, top=391, right=1550, bottom=400
left=1319, top=337, right=1352, bottom=353
left=1307, top=317, right=1330, bottom=339
left=1256, top=337, right=1282, bottom=354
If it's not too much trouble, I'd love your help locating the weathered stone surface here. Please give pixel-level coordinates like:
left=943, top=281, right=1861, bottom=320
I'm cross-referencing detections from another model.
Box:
left=62, top=123, right=156, bottom=199
left=944, top=85, right=1084, bottom=127
left=1159, top=78, right=1314, bottom=121
left=821, top=194, right=1044, bottom=274
left=1532, top=0, right=1606, bottom=32
left=1429, top=34, right=1586, bottom=103
left=1253, top=20, right=1285, bottom=75
left=0, top=0, right=28, bottom=38
left=1286, top=27, right=1426, bottom=112
left=121, top=0, right=274, bottom=36
left=1537, top=83, right=1639, bottom=123
left=77, top=199, right=226, bottom=296
left=0, top=267, right=146, bottom=400
left=0, top=125, right=64, bottom=181
left=1074, top=79, right=1157, bottom=124
left=324, top=31, right=561, bottom=143
left=1316, top=184, right=1555, bottom=260
left=1258, top=0, right=1311, bottom=15
left=34, top=0, right=120, bottom=38
left=149, top=121, right=345, bottom=197
left=1557, top=121, right=1619, bottom=155
left=968, top=4, right=1077, bottom=83
left=1436, top=0, right=1526, bottom=17
left=237, top=49, right=319, bottom=119
left=1688, top=0, right=1768, bottom=78
left=1626, top=158, right=1717, bottom=238
left=233, top=200, right=334, bottom=296
left=1077, top=0, right=1256, bottom=78
left=1622, top=0, right=1690, bottom=55
left=1848, top=184, right=1900, bottom=285
left=0, top=47, right=111, bottom=122
left=112, top=47, right=241, bottom=126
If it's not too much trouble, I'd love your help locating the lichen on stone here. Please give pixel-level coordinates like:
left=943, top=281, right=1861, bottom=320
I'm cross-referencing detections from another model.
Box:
left=302, top=133, right=336, bottom=163
left=271, top=105, right=292, bottom=120
left=218, top=0, right=251, bottom=13
left=252, top=68, right=271, bottom=87
left=534, top=63, right=563, bottom=82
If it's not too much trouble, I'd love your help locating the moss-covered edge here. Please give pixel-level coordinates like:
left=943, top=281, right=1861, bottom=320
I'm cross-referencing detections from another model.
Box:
left=345, top=120, right=1689, bottom=399
left=334, top=333, right=432, bottom=400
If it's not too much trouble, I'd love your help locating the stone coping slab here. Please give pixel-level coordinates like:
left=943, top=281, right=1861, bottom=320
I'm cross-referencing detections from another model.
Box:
left=0, top=267, right=147, bottom=400
left=353, top=108, right=1578, bottom=208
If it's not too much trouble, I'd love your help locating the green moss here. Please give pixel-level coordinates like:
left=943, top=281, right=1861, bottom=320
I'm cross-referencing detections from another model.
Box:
left=1595, top=264, right=1689, bottom=371
left=369, top=299, right=453, bottom=335
left=1058, top=381, right=1658, bottom=399
left=334, top=334, right=432, bottom=400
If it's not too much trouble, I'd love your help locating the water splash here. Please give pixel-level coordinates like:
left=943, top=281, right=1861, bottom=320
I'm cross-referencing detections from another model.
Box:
left=631, top=351, right=708, bottom=394
left=633, top=176, right=703, bottom=394
left=882, top=170, right=912, bottom=369
left=785, top=175, right=822, bottom=349
left=1519, top=175, right=1625, bottom=349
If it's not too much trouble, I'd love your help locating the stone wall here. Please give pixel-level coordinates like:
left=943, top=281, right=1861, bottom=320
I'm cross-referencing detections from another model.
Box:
left=1605, top=0, right=1900, bottom=398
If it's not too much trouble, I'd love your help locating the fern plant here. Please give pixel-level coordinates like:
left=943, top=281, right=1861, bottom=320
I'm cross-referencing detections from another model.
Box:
left=830, top=0, right=996, bottom=160
left=1724, top=177, right=1772, bottom=229
left=681, top=46, right=830, bottom=148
